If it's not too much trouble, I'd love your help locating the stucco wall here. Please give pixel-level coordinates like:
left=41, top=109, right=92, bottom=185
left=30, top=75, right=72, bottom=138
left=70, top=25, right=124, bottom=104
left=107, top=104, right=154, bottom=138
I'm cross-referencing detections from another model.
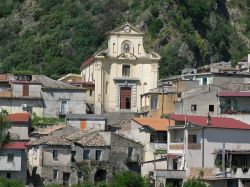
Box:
left=10, top=123, right=29, bottom=140
left=12, top=83, right=42, bottom=98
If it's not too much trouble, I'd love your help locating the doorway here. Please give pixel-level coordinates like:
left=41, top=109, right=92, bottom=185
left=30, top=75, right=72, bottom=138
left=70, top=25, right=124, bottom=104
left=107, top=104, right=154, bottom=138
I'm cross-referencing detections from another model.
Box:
left=63, top=172, right=70, bottom=185
left=120, top=87, right=131, bottom=109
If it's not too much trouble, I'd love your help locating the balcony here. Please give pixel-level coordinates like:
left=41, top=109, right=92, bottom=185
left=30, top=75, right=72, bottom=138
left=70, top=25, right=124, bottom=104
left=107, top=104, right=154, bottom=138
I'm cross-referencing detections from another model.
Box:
left=169, top=143, right=184, bottom=150
left=188, top=143, right=201, bottom=150
left=0, top=90, right=12, bottom=97
left=155, top=169, right=186, bottom=179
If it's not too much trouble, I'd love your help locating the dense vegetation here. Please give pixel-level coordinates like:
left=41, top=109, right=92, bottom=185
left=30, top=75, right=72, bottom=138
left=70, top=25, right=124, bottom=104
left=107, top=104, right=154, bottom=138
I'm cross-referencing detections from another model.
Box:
left=0, top=177, right=25, bottom=187
left=46, top=172, right=150, bottom=187
left=0, top=0, right=249, bottom=78
left=0, top=110, right=9, bottom=143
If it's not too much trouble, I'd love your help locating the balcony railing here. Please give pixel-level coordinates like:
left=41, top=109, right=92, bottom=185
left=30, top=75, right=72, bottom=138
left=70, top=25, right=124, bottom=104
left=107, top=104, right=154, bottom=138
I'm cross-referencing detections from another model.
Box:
left=188, top=143, right=201, bottom=150
left=155, top=169, right=186, bottom=179
left=0, top=90, right=12, bottom=97
left=169, top=143, right=184, bottom=150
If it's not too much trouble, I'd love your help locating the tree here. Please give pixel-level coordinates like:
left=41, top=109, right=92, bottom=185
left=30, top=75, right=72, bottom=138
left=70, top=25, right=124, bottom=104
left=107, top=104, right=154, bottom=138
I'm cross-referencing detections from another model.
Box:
left=183, top=178, right=209, bottom=187
left=0, top=109, right=9, bottom=143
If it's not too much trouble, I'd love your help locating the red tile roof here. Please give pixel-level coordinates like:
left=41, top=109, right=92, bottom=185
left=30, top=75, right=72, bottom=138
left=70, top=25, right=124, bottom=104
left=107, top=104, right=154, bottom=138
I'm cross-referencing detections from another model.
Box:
left=80, top=56, right=95, bottom=70
left=132, top=117, right=174, bottom=131
left=169, top=114, right=250, bottom=130
left=218, top=91, right=250, bottom=97
left=7, top=113, right=30, bottom=124
left=1, top=141, right=27, bottom=150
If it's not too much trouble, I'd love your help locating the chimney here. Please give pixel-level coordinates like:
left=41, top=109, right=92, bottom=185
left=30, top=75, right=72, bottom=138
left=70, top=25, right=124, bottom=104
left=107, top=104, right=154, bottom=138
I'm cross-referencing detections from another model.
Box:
left=206, top=113, right=211, bottom=125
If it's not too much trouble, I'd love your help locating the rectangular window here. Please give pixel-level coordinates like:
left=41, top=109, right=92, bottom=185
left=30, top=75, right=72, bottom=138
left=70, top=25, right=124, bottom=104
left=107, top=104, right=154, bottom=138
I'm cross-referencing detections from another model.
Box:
left=106, top=82, right=108, bottom=94
left=202, top=77, right=207, bottom=85
left=71, top=151, right=76, bottom=162
left=89, top=90, right=92, bottom=97
left=53, top=150, right=58, bottom=160
left=128, top=147, right=134, bottom=159
left=60, top=100, right=68, bottom=115
left=78, top=172, right=83, bottom=179
left=7, top=154, right=14, bottom=162
left=95, top=150, right=102, bottom=161
left=191, top=104, right=197, bottom=111
left=7, top=173, right=11, bottom=179
left=209, top=105, right=214, bottom=112
left=113, top=43, right=115, bottom=53
left=138, top=44, right=141, bottom=54
left=188, top=135, right=197, bottom=143
left=122, top=65, right=130, bottom=77
left=53, top=169, right=58, bottom=179
left=83, top=149, right=90, bottom=160
left=23, top=84, right=29, bottom=96
left=150, top=94, right=158, bottom=110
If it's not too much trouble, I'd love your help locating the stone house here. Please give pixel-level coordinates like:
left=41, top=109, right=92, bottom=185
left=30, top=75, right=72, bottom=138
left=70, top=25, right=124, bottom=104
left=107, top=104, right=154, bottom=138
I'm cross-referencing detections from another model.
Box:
left=28, top=136, right=78, bottom=186
left=154, top=114, right=250, bottom=187
left=67, top=130, right=143, bottom=183
left=0, top=141, right=28, bottom=183
left=80, top=22, right=161, bottom=114
left=7, top=112, right=31, bottom=140
left=0, top=74, right=86, bottom=118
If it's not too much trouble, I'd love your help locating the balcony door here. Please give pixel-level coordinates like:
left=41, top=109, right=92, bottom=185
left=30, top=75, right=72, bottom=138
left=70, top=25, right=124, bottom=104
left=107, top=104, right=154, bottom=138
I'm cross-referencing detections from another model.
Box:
left=120, top=87, right=131, bottom=109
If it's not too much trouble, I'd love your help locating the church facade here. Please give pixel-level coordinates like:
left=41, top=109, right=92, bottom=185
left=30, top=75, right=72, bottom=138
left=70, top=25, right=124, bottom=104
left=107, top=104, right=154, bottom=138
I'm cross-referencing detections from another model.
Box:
left=80, top=22, right=160, bottom=114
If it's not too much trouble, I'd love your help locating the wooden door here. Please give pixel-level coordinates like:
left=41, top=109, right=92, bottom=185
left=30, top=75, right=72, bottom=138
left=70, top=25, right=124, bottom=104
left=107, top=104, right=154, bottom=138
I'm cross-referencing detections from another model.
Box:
left=23, top=84, right=29, bottom=96
left=120, top=87, right=131, bottom=109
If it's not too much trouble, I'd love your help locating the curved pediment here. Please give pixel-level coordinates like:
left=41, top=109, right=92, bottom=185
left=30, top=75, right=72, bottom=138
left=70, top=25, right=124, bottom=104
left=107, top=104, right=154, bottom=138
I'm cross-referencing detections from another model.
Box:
left=149, top=51, right=161, bottom=60
left=117, top=52, right=137, bottom=60
left=94, top=49, right=108, bottom=57
left=106, top=22, right=144, bottom=35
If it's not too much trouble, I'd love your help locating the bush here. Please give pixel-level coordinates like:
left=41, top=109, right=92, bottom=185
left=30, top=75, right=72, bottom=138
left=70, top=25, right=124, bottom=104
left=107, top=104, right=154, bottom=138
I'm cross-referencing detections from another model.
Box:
left=183, top=178, right=209, bottom=187
left=0, top=177, right=25, bottom=187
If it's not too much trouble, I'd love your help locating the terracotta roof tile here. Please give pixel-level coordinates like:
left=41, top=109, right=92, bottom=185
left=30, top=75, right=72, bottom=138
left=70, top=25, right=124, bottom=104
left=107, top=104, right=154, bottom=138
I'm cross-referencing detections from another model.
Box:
left=80, top=56, right=95, bottom=70
left=132, top=118, right=174, bottom=131
left=7, top=113, right=30, bottom=123
left=1, top=141, right=27, bottom=150
left=218, top=91, right=250, bottom=97
left=29, top=136, right=71, bottom=146
left=169, top=114, right=250, bottom=130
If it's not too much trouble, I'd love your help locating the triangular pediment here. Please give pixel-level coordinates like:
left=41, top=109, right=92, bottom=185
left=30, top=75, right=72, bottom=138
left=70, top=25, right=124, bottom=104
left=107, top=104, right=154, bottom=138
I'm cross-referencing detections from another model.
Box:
left=106, top=22, right=144, bottom=35
left=117, top=52, right=137, bottom=60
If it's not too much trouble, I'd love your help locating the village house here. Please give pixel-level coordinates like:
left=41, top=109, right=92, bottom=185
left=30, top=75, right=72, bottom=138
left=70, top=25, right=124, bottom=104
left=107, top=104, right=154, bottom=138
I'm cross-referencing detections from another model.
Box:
left=0, top=141, right=28, bottom=183
left=7, top=112, right=31, bottom=140
left=0, top=74, right=86, bottom=118
left=129, top=118, right=174, bottom=177
left=28, top=136, right=78, bottom=186
left=80, top=22, right=160, bottom=115
left=67, top=130, right=143, bottom=183
left=154, top=114, right=250, bottom=187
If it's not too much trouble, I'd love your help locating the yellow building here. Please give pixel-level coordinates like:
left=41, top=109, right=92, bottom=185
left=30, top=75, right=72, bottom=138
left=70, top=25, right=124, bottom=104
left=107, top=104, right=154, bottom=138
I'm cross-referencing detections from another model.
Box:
left=80, top=22, right=160, bottom=114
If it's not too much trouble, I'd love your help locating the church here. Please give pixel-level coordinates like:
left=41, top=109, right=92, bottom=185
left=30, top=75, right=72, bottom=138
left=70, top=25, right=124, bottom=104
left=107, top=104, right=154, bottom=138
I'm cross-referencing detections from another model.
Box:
left=79, top=22, right=160, bottom=114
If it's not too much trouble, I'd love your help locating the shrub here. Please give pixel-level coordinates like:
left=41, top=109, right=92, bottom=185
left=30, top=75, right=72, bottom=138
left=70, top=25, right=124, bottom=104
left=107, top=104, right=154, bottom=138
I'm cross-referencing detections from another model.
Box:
left=183, top=178, right=209, bottom=187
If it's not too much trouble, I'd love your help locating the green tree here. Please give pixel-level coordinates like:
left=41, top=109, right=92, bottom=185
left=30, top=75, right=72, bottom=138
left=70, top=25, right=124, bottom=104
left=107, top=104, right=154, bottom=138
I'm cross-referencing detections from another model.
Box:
left=183, top=178, right=209, bottom=187
left=0, top=110, right=9, bottom=143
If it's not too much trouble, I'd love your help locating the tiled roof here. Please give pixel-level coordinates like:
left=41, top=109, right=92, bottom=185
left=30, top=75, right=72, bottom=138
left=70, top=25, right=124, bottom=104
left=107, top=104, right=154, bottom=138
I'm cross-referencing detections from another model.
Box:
left=32, top=124, right=67, bottom=135
left=1, top=141, right=27, bottom=150
left=132, top=117, right=174, bottom=131
left=68, top=130, right=107, bottom=147
left=218, top=91, right=250, bottom=97
left=169, top=114, right=250, bottom=130
left=33, top=75, right=83, bottom=90
left=80, top=56, right=95, bottom=70
left=7, top=113, right=30, bottom=124
left=221, top=82, right=250, bottom=91
left=29, top=136, right=71, bottom=146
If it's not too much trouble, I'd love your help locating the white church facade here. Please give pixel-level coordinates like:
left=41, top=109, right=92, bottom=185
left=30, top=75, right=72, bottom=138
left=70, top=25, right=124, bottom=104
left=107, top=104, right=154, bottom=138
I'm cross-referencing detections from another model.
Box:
left=80, top=22, right=160, bottom=114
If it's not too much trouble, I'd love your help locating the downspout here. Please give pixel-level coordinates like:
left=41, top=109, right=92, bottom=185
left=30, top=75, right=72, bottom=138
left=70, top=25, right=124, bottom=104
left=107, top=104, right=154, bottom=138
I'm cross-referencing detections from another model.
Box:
left=202, top=127, right=205, bottom=169
left=161, top=88, right=164, bottom=115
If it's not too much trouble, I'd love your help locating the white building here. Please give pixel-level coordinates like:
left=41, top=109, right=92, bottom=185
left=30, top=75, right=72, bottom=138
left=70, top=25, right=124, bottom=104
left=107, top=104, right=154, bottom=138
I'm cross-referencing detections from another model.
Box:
left=154, top=114, right=250, bottom=187
left=80, top=22, right=160, bottom=114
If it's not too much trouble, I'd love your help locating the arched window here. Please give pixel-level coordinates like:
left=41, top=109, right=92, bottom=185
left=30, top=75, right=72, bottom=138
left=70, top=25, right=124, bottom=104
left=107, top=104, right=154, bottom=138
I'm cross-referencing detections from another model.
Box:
left=121, top=40, right=132, bottom=53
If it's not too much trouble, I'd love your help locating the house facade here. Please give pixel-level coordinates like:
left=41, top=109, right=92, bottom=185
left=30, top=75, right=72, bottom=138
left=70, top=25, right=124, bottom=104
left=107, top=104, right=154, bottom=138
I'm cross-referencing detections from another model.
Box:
left=154, top=114, right=250, bottom=187
left=0, top=142, right=27, bottom=183
left=80, top=22, right=160, bottom=114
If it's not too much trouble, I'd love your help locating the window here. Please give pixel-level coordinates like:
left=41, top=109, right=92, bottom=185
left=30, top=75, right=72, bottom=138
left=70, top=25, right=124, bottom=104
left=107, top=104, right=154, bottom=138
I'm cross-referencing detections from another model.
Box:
left=138, top=44, right=141, bottom=54
left=95, top=150, right=102, bottom=161
left=202, top=77, right=207, bottom=85
left=60, top=100, right=68, bottom=115
left=7, top=173, right=11, bottom=179
left=191, top=104, right=197, bottom=111
left=53, top=169, right=58, bottom=179
left=150, top=94, right=158, bottom=110
left=113, top=43, right=115, bottom=53
left=106, top=82, right=108, bottom=94
left=83, top=149, right=90, bottom=160
left=7, top=154, right=14, bottom=162
left=71, top=151, right=76, bottom=162
left=78, top=172, right=83, bottom=179
left=209, top=105, right=214, bottom=112
left=91, top=72, right=94, bottom=80
left=23, top=84, right=29, bottom=96
left=128, top=147, right=134, bottom=159
left=122, top=65, right=130, bottom=77
left=123, top=43, right=130, bottom=53
left=89, top=90, right=92, bottom=97
left=53, top=150, right=58, bottom=160
left=188, top=135, right=197, bottom=143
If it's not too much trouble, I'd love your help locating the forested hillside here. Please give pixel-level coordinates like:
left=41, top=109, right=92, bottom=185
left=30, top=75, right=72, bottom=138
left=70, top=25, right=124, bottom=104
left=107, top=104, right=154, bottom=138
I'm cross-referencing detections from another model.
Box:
left=0, top=0, right=249, bottom=78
